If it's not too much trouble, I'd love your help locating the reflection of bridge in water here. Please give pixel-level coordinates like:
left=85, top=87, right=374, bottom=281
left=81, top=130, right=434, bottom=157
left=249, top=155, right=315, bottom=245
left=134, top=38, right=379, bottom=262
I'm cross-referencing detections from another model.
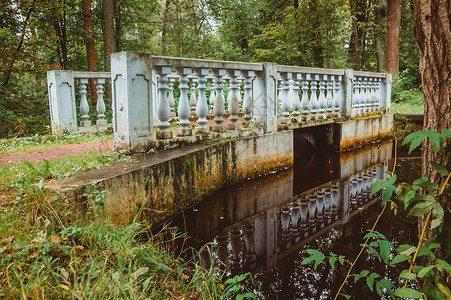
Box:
left=163, top=141, right=392, bottom=275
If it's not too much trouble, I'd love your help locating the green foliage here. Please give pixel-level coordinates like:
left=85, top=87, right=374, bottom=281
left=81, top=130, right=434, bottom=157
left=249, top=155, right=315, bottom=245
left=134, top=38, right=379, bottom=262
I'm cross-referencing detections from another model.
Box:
left=301, top=129, right=451, bottom=299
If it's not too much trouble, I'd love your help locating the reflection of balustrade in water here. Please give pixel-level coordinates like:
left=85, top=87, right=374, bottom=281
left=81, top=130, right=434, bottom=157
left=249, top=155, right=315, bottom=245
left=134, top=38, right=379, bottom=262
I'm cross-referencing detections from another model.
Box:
left=202, top=163, right=388, bottom=274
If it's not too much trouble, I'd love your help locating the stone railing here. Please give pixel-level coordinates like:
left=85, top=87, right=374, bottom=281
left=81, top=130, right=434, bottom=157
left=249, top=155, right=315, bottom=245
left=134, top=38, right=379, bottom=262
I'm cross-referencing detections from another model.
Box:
left=47, top=71, right=111, bottom=134
left=47, top=52, right=392, bottom=152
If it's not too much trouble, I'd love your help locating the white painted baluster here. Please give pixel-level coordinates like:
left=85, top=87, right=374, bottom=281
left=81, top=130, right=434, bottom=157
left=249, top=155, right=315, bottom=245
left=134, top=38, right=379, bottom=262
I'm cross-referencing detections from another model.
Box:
left=331, top=186, right=340, bottom=220
left=318, top=75, right=327, bottom=119
left=353, top=78, right=360, bottom=116
left=243, top=223, right=257, bottom=266
left=79, top=78, right=91, bottom=127
left=95, top=78, right=107, bottom=127
left=300, top=200, right=309, bottom=234
left=372, top=79, right=378, bottom=112
left=230, top=229, right=242, bottom=272
left=300, top=74, right=310, bottom=121
left=280, top=207, right=291, bottom=246
left=189, top=78, right=197, bottom=116
left=333, top=75, right=342, bottom=117
left=227, top=69, right=241, bottom=130
left=325, top=76, right=334, bottom=118
left=310, top=75, right=319, bottom=120
left=308, top=194, right=317, bottom=230
left=277, top=75, right=283, bottom=113
left=155, top=66, right=173, bottom=139
left=208, top=79, right=215, bottom=115
left=316, top=191, right=325, bottom=228
left=242, top=70, right=254, bottom=127
left=168, top=78, right=176, bottom=121
left=290, top=73, right=301, bottom=122
left=237, top=77, right=243, bottom=104
left=324, top=188, right=332, bottom=224
left=176, top=67, right=192, bottom=136
left=280, top=72, right=291, bottom=124
left=290, top=202, right=300, bottom=238
left=362, top=77, right=369, bottom=114
left=194, top=68, right=210, bottom=134
left=369, top=78, right=375, bottom=112
left=212, top=69, right=226, bottom=132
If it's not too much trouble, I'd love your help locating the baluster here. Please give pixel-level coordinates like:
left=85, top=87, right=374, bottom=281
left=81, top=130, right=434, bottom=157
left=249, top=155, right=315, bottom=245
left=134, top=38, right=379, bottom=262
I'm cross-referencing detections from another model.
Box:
left=155, top=66, right=173, bottom=139
left=324, top=188, right=332, bottom=224
left=363, top=77, right=370, bottom=114
left=243, top=223, right=257, bottom=267
left=325, top=76, right=334, bottom=118
left=212, top=69, right=226, bottom=132
left=290, top=202, right=301, bottom=238
left=277, top=75, right=283, bottom=112
left=168, top=78, right=177, bottom=122
left=79, top=78, right=91, bottom=127
left=318, top=75, right=327, bottom=119
left=290, top=73, right=301, bottom=122
left=237, top=77, right=243, bottom=104
left=316, top=191, right=325, bottom=228
left=333, top=75, right=342, bottom=117
left=308, top=194, right=317, bottom=231
left=300, top=74, right=310, bottom=121
left=331, top=186, right=340, bottom=221
left=209, top=79, right=215, bottom=115
left=372, top=79, right=378, bottom=112
left=280, top=207, right=291, bottom=248
left=280, top=72, right=291, bottom=124
left=189, top=77, right=197, bottom=117
left=242, top=71, right=254, bottom=127
left=352, top=78, right=360, bottom=117
left=199, top=246, right=211, bottom=270
left=230, top=229, right=242, bottom=273
left=194, top=68, right=210, bottom=134
left=300, top=200, right=309, bottom=235
left=176, top=67, right=193, bottom=136
left=95, top=78, right=107, bottom=127
left=226, top=69, right=241, bottom=130
left=310, top=75, right=319, bottom=120
left=216, top=232, right=228, bottom=271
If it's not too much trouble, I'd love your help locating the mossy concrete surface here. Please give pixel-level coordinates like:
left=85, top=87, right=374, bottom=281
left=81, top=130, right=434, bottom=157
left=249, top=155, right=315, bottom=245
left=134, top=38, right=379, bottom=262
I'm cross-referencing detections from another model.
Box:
left=340, top=114, right=393, bottom=151
left=46, top=131, right=293, bottom=225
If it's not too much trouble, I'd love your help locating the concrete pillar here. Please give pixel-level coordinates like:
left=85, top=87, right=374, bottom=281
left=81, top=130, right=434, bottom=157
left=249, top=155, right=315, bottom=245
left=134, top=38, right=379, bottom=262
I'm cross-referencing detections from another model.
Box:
left=253, top=62, right=278, bottom=133
left=343, top=69, right=354, bottom=119
left=383, top=73, right=392, bottom=113
left=111, top=51, right=154, bottom=153
left=47, top=70, right=78, bottom=135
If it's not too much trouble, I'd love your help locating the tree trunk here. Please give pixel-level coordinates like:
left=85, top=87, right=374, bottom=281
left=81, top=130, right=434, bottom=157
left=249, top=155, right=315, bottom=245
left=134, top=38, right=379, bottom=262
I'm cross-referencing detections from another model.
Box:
left=386, top=0, right=401, bottom=74
left=348, top=0, right=366, bottom=70
left=102, top=0, right=115, bottom=72
left=411, top=0, right=450, bottom=241
left=309, top=0, right=324, bottom=67
left=375, top=0, right=388, bottom=72
left=82, top=0, right=98, bottom=105
left=161, top=0, right=171, bottom=56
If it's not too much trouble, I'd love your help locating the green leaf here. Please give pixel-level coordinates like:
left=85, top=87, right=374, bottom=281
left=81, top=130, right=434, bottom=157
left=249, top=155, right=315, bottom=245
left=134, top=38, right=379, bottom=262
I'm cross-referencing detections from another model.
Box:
left=338, top=293, right=351, bottom=300
left=375, top=279, right=394, bottom=297
left=393, top=288, right=423, bottom=298
left=399, top=270, right=416, bottom=280
left=364, top=230, right=387, bottom=240
left=237, top=292, right=257, bottom=299
left=398, top=245, right=416, bottom=256
left=436, top=259, right=451, bottom=272
left=443, top=128, right=451, bottom=138
left=301, top=249, right=325, bottom=270
left=417, top=265, right=436, bottom=278
left=431, top=218, right=441, bottom=230
left=370, top=175, right=397, bottom=197
left=338, top=256, right=345, bottom=265
left=382, top=185, right=396, bottom=205
left=329, top=256, right=336, bottom=271
left=408, top=201, right=435, bottom=217
left=403, top=190, right=416, bottom=209
left=415, top=181, right=440, bottom=192
left=430, top=161, right=450, bottom=177
left=432, top=202, right=444, bottom=221
left=378, top=240, right=393, bottom=264
left=366, top=273, right=380, bottom=292
left=391, top=254, right=411, bottom=265
left=413, top=176, right=429, bottom=190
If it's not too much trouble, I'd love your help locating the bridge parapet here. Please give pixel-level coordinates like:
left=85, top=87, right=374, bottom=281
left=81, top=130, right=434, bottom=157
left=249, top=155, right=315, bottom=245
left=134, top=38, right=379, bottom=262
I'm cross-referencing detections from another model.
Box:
left=47, top=52, right=392, bottom=153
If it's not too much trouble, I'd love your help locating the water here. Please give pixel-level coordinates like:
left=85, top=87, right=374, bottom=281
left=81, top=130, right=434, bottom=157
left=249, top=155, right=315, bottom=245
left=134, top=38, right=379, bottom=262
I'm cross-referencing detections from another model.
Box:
left=155, top=141, right=419, bottom=299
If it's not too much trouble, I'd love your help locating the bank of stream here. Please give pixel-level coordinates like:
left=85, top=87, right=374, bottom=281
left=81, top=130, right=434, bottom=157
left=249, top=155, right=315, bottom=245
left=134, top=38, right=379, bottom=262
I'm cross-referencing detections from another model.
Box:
left=154, top=141, right=420, bottom=299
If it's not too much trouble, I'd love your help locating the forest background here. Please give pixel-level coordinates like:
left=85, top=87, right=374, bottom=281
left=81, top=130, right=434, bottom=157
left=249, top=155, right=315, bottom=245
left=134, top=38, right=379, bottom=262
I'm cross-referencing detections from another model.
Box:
left=0, top=0, right=422, bottom=138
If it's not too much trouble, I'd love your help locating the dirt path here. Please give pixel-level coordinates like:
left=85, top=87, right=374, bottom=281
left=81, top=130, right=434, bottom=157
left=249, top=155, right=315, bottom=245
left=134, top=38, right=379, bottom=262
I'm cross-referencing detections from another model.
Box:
left=0, top=140, right=114, bottom=165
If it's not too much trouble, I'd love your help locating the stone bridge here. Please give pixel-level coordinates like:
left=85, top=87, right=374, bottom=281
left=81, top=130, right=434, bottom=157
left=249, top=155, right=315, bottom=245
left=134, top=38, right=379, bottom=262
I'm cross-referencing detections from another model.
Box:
left=46, top=52, right=393, bottom=224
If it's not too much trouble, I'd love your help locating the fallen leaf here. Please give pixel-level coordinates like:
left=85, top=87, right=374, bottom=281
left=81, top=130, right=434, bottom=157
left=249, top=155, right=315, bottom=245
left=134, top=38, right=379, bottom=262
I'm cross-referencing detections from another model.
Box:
left=0, top=246, right=7, bottom=253
left=51, top=235, right=61, bottom=244
left=0, top=236, right=14, bottom=244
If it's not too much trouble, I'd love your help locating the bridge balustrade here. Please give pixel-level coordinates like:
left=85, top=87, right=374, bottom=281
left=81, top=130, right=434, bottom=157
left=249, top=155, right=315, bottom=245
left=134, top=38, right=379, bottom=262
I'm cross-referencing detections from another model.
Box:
left=47, top=52, right=392, bottom=152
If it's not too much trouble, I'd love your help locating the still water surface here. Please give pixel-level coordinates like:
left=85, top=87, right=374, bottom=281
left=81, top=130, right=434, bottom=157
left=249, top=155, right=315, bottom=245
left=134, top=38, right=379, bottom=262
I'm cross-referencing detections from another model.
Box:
left=157, top=141, right=419, bottom=299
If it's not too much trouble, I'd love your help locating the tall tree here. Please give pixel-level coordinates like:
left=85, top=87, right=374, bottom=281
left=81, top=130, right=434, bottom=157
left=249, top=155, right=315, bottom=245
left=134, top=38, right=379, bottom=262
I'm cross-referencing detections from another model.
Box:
left=102, top=0, right=116, bottom=72
left=348, top=0, right=367, bottom=70
left=386, top=0, right=401, bottom=74
left=374, top=0, right=387, bottom=72
left=82, top=0, right=98, bottom=105
left=411, top=0, right=450, bottom=239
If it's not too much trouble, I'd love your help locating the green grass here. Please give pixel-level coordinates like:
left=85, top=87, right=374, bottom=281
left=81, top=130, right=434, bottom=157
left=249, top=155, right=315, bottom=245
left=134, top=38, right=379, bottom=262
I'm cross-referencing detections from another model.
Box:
left=0, top=136, right=257, bottom=299
left=391, top=101, right=424, bottom=114
left=0, top=131, right=114, bottom=156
